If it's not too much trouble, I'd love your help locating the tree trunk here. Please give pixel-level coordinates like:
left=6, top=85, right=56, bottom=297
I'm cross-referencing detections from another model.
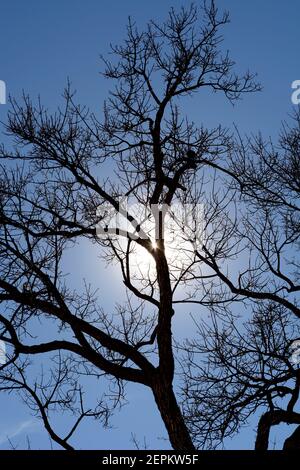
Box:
left=152, top=240, right=195, bottom=450
left=255, top=412, right=272, bottom=450
left=255, top=409, right=300, bottom=450
left=283, top=425, right=300, bottom=449
left=152, top=379, right=195, bottom=451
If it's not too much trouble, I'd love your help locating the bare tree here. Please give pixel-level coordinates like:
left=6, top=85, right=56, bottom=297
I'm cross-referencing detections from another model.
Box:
left=6, top=0, right=300, bottom=450
left=178, top=103, right=300, bottom=449
left=189, top=109, right=300, bottom=320
left=181, top=302, right=300, bottom=449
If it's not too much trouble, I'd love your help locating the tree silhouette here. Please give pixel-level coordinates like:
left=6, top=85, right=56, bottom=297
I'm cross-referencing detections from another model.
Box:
left=2, top=1, right=298, bottom=450
left=180, top=107, right=300, bottom=449
left=182, top=302, right=300, bottom=449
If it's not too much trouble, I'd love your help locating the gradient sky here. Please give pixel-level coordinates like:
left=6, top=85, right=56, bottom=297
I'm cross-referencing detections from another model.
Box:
left=0, top=0, right=300, bottom=450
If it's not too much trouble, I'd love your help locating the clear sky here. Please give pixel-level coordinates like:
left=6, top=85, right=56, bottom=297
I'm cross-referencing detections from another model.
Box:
left=0, top=0, right=300, bottom=450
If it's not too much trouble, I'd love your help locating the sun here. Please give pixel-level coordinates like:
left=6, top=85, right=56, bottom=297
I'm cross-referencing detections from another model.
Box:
left=151, top=240, right=158, bottom=250
left=128, top=205, right=203, bottom=284
left=97, top=199, right=204, bottom=283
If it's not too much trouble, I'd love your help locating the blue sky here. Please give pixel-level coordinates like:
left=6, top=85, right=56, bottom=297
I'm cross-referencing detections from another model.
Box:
left=0, top=0, right=300, bottom=450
